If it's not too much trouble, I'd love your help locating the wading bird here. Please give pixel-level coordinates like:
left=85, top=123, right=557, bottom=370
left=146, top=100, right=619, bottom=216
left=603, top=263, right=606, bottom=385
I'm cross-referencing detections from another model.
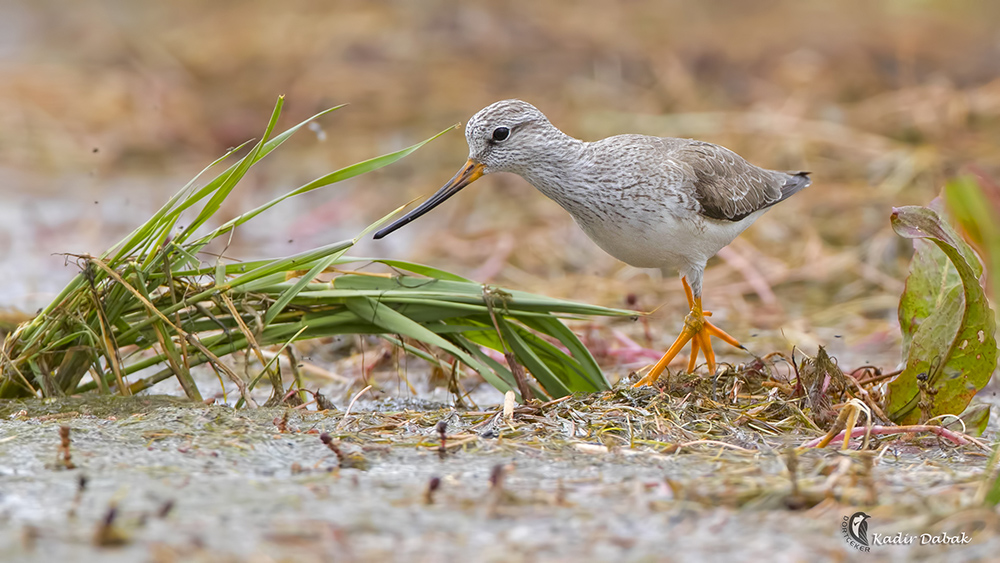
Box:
left=375, top=100, right=809, bottom=386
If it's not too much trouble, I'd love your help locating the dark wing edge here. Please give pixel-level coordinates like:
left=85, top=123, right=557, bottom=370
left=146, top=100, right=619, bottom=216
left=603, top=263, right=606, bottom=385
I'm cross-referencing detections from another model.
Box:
left=778, top=171, right=812, bottom=203
left=678, top=140, right=811, bottom=222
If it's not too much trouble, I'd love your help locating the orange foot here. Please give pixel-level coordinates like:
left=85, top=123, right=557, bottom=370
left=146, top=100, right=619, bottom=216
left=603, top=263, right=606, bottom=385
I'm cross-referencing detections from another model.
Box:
left=633, top=278, right=745, bottom=387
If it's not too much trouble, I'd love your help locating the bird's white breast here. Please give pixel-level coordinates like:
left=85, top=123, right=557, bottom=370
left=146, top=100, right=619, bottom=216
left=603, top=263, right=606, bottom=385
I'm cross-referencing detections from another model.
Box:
left=571, top=206, right=762, bottom=272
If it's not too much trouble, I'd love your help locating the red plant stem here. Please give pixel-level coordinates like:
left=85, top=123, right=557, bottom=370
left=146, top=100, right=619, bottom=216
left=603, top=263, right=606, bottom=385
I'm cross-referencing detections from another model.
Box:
left=802, top=424, right=985, bottom=449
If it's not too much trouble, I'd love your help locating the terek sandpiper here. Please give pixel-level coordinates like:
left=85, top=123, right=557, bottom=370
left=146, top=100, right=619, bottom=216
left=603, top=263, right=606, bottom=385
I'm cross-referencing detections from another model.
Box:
left=374, top=100, right=810, bottom=386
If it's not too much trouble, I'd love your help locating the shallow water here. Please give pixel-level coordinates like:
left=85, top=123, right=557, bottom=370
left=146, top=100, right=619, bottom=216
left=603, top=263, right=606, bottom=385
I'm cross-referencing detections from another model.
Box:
left=0, top=396, right=996, bottom=562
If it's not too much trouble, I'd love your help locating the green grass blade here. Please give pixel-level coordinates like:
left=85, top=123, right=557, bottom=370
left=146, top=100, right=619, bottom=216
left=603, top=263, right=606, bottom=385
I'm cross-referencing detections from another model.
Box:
left=495, top=316, right=570, bottom=397
left=516, top=315, right=609, bottom=390
left=264, top=254, right=342, bottom=325
left=345, top=258, right=475, bottom=282
left=195, top=125, right=457, bottom=245
left=344, top=296, right=512, bottom=393
left=226, top=239, right=355, bottom=290
left=106, top=141, right=251, bottom=265
left=180, top=98, right=286, bottom=240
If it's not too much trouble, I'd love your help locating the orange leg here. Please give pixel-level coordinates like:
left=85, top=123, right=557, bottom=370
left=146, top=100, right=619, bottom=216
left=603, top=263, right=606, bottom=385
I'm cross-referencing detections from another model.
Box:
left=698, top=330, right=716, bottom=374
left=634, top=277, right=746, bottom=387
left=686, top=331, right=701, bottom=373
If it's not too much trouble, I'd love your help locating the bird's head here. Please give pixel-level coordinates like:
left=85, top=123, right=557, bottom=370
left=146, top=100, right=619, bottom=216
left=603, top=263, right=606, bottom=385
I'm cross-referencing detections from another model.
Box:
left=463, top=99, right=551, bottom=174
left=373, top=100, right=551, bottom=239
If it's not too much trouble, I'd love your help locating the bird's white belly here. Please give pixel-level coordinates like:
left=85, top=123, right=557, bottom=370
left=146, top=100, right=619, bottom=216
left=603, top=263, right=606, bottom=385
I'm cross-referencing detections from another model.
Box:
left=572, top=209, right=762, bottom=271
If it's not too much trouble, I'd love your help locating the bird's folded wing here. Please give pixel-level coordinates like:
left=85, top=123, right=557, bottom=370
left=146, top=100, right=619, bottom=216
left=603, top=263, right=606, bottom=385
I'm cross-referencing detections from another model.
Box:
left=675, top=141, right=787, bottom=222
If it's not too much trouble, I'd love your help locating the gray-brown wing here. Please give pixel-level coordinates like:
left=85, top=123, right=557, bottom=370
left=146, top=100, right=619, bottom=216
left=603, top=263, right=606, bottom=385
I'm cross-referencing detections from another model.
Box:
left=673, top=140, right=809, bottom=222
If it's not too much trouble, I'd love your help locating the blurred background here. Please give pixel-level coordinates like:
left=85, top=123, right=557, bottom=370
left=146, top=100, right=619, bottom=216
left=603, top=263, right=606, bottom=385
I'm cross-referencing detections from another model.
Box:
left=2, top=0, right=1000, bottom=382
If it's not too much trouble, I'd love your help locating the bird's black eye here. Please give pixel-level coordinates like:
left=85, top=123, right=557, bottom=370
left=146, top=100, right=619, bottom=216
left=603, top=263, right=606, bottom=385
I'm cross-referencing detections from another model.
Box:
left=492, top=127, right=510, bottom=142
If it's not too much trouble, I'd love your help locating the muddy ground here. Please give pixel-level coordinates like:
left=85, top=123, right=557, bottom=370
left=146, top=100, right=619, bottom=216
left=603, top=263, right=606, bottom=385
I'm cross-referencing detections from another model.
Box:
left=1, top=393, right=998, bottom=562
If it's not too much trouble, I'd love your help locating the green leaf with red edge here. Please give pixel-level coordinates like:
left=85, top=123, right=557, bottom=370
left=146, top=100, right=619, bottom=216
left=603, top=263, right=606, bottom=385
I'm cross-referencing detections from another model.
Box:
left=888, top=204, right=997, bottom=425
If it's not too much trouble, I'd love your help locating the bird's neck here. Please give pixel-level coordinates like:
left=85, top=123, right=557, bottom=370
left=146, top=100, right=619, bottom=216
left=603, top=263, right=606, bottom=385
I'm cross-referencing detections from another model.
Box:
left=515, top=126, right=590, bottom=206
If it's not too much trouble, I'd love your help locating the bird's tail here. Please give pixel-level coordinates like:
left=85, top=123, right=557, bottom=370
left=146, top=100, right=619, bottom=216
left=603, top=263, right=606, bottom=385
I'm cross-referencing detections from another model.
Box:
left=779, top=171, right=811, bottom=202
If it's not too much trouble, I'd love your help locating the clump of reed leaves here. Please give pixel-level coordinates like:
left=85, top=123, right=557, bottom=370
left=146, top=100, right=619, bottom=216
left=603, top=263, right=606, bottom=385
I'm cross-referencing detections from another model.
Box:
left=0, top=98, right=630, bottom=405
